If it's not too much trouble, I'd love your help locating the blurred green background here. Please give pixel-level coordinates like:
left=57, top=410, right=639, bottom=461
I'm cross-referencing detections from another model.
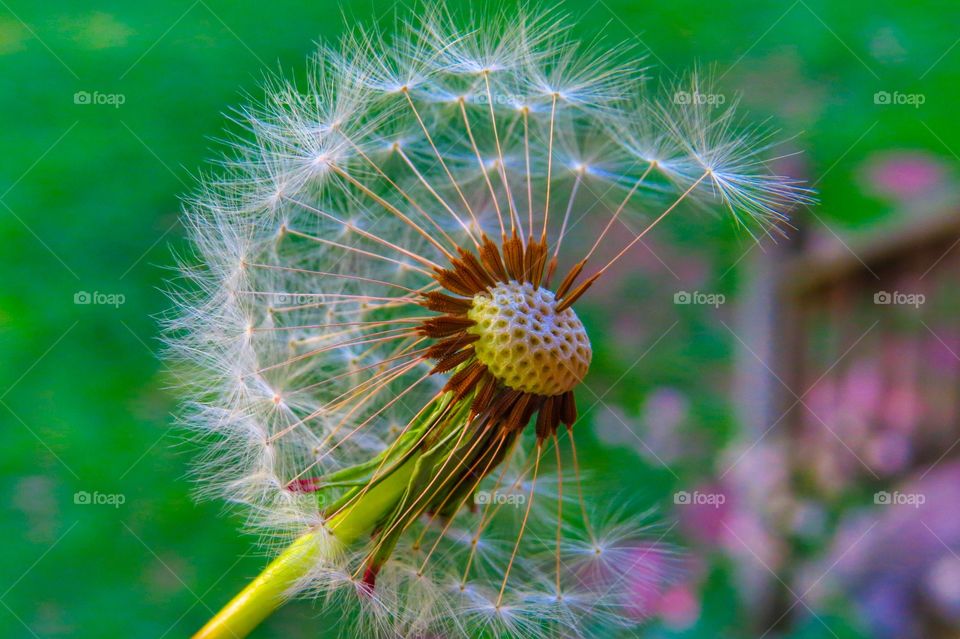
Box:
left=1, top=1, right=956, bottom=637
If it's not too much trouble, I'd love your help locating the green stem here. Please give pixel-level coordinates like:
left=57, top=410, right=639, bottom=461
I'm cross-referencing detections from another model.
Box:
left=192, top=455, right=418, bottom=639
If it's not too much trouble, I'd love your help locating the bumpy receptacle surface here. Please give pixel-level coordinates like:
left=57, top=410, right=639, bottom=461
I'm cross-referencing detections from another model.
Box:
left=468, top=281, right=591, bottom=396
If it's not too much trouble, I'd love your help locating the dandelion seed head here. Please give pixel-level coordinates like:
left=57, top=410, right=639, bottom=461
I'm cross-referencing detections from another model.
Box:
left=168, top=3, right=810, bottom=637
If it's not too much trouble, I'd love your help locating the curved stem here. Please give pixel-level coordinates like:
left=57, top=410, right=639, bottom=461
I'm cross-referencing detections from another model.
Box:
left=192, top=533, right=320, bottom=639
left=192, top=456, right=418, bottom=639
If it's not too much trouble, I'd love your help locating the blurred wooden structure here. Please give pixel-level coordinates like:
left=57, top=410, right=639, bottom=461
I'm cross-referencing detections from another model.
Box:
left=737, top=207, right=960, bottom=637
left=777, top=209, right=960, bottom=489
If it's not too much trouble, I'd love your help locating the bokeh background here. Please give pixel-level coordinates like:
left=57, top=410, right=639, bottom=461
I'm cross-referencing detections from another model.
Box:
left=2, top=1, right=958, bottom=637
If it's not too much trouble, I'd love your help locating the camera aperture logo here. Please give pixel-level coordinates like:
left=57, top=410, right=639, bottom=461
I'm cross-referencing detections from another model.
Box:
left=73, top=90, right=126, bottom=109
left=474, top=490, right=526, bottom=507
left=674, top=490, right=726, bottom=508
left=874, top=490, right=924, bottom=509
left=874, top=290, right=924, bottom=308
left=873, top=90, right=924, bottom=108
left=74, top=290, right=126, bottom=308
left=674, top=290, right=725, bottom=308
left=74, top=490, right=126, bottom=508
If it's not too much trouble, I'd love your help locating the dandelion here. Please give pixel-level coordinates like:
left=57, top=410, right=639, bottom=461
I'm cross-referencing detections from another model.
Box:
left=169, top=5, right=810, bottom=638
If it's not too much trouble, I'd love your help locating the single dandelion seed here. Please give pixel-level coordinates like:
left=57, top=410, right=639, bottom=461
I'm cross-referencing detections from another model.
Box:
left=168, top=5, right=811, bottom=638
